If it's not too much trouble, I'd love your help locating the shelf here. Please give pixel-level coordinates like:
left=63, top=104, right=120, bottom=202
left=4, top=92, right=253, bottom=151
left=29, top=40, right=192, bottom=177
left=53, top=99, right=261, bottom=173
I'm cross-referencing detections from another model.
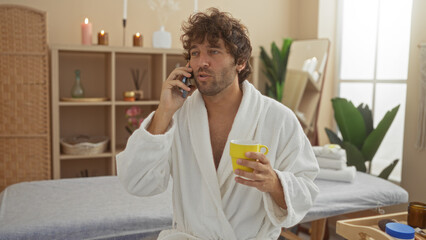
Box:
left=60, top=152, right=113, bottom=160
left=282, top=69, right=321, bottom=136
left=115, top=100, right=160, bottom=106
left=295, top=111, right=308, bottom=126
left=59, top=101, right=112, bottom=106
left=306, top=73, right=321, bottom=91
left=53, top=44, right=185, bottom=55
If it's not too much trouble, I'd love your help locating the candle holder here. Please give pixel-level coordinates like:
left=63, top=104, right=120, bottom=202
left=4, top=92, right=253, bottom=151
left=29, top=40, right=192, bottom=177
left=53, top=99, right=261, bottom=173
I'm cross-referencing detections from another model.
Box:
left=133, top=33, right=143, bottom=47
left=97, top=30, right=109, bottom=45
left=122, top=19, right=126, bottom=46
left=123, top=0, right=127, bottom=46
left=123, top=91, right=135, bottom=102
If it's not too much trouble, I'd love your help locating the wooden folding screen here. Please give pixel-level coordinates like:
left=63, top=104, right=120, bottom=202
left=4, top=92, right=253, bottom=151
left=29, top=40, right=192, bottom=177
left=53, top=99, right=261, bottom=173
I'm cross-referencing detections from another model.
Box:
left=0, top=5, right=51, bottom=191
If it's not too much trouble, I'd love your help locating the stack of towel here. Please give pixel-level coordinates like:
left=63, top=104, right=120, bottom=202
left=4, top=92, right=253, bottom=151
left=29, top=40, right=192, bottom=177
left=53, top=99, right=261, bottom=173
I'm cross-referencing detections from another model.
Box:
left=313, top=144, right=356, bottom=183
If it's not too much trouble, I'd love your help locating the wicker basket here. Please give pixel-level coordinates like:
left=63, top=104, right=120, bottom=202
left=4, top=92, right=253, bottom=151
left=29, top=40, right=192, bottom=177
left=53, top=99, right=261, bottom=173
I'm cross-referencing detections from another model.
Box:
left=61, top=135, right=109, bottom=155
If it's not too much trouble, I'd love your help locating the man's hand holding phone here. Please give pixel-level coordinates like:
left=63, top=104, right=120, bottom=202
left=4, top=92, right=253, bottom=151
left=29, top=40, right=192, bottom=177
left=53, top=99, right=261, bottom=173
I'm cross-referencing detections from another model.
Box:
left=147, top=65, right=194, bottom=135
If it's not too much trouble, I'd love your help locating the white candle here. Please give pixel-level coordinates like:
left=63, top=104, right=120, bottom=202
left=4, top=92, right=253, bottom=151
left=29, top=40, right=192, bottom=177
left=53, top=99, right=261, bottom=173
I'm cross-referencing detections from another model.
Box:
left=194, top=0, right=198, bottom=12
left=123, top=0, right=127, bottom=19
left=81, top=18, right=92, bottom=45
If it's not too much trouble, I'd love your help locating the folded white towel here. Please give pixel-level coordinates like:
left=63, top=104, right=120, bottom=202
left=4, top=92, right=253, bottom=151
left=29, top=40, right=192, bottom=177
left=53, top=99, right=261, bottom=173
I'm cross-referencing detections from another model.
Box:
left=317, top=157, right=346, bottom=170
left=316, top=166, right=356, bottom=183
left=312, top=144, right=346, bottom=160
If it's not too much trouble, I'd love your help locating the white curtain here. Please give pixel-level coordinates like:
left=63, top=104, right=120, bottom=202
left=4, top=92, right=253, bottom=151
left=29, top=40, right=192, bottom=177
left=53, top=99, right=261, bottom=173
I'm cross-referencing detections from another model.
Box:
left=417, top=45, right=426, bottom=150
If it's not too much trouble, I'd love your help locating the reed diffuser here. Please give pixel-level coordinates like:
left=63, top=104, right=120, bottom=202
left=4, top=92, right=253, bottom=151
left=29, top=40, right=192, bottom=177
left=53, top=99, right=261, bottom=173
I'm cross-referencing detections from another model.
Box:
left=131, top=68, right=146, bottom=100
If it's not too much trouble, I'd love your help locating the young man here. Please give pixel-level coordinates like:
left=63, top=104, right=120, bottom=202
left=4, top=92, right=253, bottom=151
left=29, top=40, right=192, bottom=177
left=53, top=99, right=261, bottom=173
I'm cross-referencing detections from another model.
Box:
left=117, top=8, right=319, bottom=240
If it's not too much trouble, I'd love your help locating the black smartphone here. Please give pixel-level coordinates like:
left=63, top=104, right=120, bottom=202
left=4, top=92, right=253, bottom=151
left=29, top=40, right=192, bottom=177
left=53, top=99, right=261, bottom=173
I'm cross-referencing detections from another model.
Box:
left=180, top=69, right=193, bottom=98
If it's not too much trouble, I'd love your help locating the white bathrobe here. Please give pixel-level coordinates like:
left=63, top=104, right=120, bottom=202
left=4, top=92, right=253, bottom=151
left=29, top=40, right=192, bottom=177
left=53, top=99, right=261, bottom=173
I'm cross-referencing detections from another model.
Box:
left=116, top=80, right=319, bottom=240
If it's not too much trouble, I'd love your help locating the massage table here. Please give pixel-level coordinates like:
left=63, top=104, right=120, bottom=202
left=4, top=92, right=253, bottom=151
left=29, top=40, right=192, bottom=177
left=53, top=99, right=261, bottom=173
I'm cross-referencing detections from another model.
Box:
left=0, top=171, right=408, bottom=240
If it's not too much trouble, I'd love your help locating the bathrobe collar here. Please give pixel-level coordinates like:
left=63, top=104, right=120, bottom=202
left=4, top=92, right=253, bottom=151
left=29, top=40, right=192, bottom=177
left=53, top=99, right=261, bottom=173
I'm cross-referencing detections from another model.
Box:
left=186, top=80, right=264, bottom=239
left=187, top=80, right=265, bottom=198
left=186, top=84, right=235, bottom=238
left=216, top=81, right=265, bottom=187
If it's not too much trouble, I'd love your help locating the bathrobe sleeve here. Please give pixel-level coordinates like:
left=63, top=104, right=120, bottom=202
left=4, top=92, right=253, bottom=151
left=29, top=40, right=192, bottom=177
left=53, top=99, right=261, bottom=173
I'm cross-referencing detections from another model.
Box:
left=116, top=111, right=175, bottom=197
left=262, top=105, right=320, bottom=228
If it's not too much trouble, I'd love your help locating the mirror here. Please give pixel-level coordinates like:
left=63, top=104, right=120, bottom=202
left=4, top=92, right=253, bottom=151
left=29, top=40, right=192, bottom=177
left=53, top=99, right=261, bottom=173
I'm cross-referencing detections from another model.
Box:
left=281, top=39, right=330, bottom=144
left=287, top=39, right=330, bottom=83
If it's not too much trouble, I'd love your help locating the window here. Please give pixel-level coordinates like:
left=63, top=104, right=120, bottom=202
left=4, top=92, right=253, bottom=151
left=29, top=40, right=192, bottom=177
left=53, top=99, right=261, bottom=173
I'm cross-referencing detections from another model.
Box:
left=337, top=0, right=413, bottom=182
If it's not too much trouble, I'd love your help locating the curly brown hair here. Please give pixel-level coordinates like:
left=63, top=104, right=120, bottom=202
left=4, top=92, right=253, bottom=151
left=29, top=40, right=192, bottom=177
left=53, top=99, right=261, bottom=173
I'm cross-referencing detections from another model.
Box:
left=180, top=8, right=252, bottom=84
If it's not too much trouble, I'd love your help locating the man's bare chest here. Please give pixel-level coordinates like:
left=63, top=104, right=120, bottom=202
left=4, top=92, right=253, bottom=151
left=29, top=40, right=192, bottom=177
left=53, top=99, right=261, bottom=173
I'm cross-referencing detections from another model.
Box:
left=209, top=120, right=233, bottom=169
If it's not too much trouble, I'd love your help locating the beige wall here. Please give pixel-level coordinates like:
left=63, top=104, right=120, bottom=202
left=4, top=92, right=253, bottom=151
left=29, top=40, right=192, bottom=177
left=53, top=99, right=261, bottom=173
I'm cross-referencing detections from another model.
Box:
left=316, top=0, right=337, bottom=145
left=401, top=0, right=426, bottom=203
left=296, top=0, right=319, bottom=39
left=0, top=0, right=292, bottom=52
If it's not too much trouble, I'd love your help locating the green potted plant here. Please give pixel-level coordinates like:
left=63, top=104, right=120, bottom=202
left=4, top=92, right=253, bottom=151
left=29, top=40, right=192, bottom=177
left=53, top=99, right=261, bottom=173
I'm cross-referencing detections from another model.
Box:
left=260, top=38, right=292, bottom=101
left=325, top=97, right=400, bottom=179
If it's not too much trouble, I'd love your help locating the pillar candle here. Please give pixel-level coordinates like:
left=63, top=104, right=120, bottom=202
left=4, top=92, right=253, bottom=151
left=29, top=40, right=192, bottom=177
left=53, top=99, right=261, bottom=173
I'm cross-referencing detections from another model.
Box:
left=98, top=30, right=109, bottom=45
left=81, top=18, right=92, bottom=45
left=123, top=0, right=127, bottom=19
left=133, top=32, right=143, bottom=47
left=194, top=0, right=198, bottom=12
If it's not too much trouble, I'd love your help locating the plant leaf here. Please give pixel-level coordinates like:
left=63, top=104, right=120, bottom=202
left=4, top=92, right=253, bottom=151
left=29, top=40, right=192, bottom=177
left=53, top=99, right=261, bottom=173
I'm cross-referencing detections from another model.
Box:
left=125, top=126, right=133, bottom=134
left=274, top=41, right=285, bottom=83
left=265, top=84, right=273, bottom=98
left=281, top=38, right=292, bottom=59
left=278, top=38, right=292, bottom=100
left=260, top=46, right=274, bottom=71
left=325, top=128, right=343, bottom=146
left=271, top=42, right=282, bottom=82
left=361, top=105, right=400, bottom=161
left=278, top=39, right=291, bottom=74
left=262, top=69, right=277, bottom=99
left=378, top=159, right=399, bottom=179
left=260, top=45, right=277, bottom=99
left=357, top=103, right=374, bottom=136
left=342, top=141, right=367, bottom=172
left=332, top=98, right=367, bottom=149
left=260, top=39, right=292, bottom=101
left=262, top=66, right=278, bottom=85
left=276, top=81, right=283, bottom=101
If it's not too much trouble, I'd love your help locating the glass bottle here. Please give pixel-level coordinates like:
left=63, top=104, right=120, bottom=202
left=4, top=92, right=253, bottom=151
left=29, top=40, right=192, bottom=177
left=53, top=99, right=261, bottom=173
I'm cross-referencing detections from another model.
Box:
left=71, top=69, right=85, bottom=98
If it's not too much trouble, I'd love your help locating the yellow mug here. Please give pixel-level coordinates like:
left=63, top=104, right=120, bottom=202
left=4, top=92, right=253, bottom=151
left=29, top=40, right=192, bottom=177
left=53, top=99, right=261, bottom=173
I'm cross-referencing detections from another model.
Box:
left=229, top=140, right=269, bottom=172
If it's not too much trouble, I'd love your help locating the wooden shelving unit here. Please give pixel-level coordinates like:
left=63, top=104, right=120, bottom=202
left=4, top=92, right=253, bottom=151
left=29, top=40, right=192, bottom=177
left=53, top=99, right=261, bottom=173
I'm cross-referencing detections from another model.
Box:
left=51, top=45, right=259, bottom=179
